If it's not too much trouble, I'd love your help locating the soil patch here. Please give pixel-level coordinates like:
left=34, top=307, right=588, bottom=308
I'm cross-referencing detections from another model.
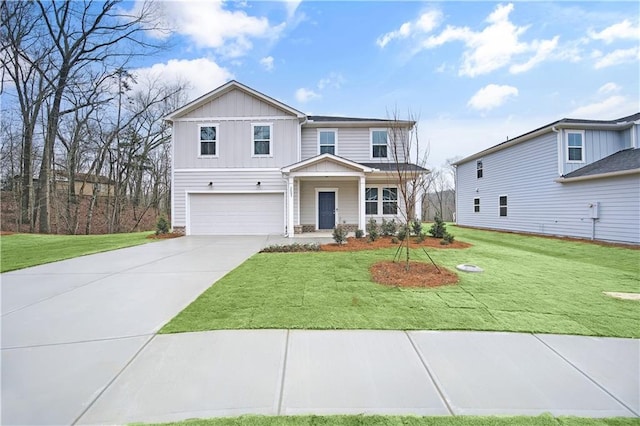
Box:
left=371, top=261, right=459, bottom=288
left=146, top=232, right=183, bottom=240
left=0, top=231, right=15, bottom=235
left=322, top=236, right=471, bottom=252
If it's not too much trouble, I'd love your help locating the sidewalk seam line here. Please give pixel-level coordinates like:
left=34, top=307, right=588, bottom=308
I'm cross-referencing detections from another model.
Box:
left=1, top=333, right=156, bottom=351
left=532, top=333, right=639, bottom=416
left=277, top=329, right=291, bottom=416
left=70, top=333, right=157, bottom=426
left=404, top=331, right=454, bottom=416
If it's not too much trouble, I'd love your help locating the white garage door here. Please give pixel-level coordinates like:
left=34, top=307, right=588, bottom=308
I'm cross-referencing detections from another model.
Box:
left=188, top=193, right=285, bottom=235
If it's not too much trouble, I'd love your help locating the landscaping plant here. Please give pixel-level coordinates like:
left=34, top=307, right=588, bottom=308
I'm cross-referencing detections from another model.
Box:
left=332, top=224, right=348, bottom=244
left=156, top=216, right=170, bottom=235
left=366, top=218, right=379, bottom=242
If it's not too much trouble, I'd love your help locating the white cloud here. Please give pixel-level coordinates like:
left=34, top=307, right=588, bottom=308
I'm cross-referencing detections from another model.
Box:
left=376, top=10, right=442, bottom=48
left=589, top=20, right=640, bottom=44
left=598, top=82, right=621, bottom=95
left=317, top=72, right=345, bottom=90
left=295, top=88, right=321, bottom=103
left=467, top=84, right=519, bottom=111
left=133, top=58, right=233, bottom=101
left=282, top=0, right=302, bottom=19
left=568, top=95, right=631, bottom=118
left=421, top=3, right=558, bottom=77
left=594, top=47, right=640, bottom=69
left=131, top=1, right=283, bottom=58
left=260, top=56, right=275, bottom=71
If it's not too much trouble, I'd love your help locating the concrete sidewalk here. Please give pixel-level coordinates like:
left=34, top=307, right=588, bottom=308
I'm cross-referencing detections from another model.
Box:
left=77, top=329, right=639, bottom=425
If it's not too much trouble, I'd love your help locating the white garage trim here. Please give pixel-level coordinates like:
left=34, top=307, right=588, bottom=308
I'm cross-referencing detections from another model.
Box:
left=186, top=190, right=286, bottom=235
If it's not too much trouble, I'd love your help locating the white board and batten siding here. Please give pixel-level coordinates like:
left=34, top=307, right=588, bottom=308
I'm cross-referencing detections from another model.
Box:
left=560, top=128, right=630, bottom=175
left=456, top=131, right=640, bottom=244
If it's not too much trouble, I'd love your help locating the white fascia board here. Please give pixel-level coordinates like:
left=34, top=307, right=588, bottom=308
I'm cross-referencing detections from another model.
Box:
left=281, top=153, right=374, bottom=173
left=555, top=168, right=640, bottom=183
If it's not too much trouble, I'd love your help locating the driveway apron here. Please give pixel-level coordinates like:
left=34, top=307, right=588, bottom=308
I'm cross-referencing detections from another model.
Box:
left=1, top=235, right=268, bottom=425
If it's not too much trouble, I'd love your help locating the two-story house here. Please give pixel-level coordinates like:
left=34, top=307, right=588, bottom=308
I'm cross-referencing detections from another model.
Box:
left=165, top=80, right=427, bottom=236
left=453, top=113, right=640, bottom=244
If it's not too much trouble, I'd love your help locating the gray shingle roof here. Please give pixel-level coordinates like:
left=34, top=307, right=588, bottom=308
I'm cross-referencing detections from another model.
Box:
left=563, top=148, right=640, bottom=179
left=359, top=162, right=428, bottom=172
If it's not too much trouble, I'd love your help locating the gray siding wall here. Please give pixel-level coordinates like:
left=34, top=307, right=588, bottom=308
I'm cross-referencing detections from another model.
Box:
left=300, top=127, right=407, bottom=163
left=187, top=89, right=289, bottom=118
left=561, top=128, right=628, bottom=175
left=457, top=131, right=640, bottom=244
left=173, top=169, right=286, bottom=227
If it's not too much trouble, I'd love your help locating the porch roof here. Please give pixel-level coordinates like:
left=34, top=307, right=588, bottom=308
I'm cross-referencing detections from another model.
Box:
left=281, top=154, right=376, bottom=174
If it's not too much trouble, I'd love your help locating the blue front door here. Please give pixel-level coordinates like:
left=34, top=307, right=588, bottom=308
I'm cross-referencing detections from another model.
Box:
left=318, top=192, right=336, bottom=229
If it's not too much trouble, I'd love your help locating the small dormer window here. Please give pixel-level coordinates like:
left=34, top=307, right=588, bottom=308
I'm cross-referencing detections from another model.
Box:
left=566, top=131, right=584, bottom=163
left=371, top=129, right=388, bottom=158
left=476, top=160, right=483, bottom=178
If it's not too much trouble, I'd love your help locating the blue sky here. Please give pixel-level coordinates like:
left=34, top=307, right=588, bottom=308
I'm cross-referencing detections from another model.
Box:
left=129, top=1, right=640, bottom=169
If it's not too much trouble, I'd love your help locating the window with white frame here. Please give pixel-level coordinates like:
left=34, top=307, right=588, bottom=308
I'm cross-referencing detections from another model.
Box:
left=474, top=198, right=480, bottom=213
left=499, top=195, right=508, bottom=217
left=252, top=124, right=272, bottom=156
left=566, top=131, right=584, bottom=162
left=371, top=129, right=388, bottom=158
left=365, top=188, right=378, bottom=214
left=318, top=130, right=336, bottom=155
left=476, top=160, right=483, bottom=178
left=382, top=187, right=398, bottom=214
left=199, top=124, right=218, bottom=156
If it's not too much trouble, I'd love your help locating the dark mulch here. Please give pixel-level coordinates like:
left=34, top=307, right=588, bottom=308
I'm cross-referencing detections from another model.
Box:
left=321, top=236, right=471, bottom=252
left=370, top=261, right=459, bottom=288
left=146, top=232, right=183, bottom=240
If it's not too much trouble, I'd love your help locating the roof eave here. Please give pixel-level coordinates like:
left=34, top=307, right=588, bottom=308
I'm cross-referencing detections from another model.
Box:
left=555, top=168, right=640, bottom=183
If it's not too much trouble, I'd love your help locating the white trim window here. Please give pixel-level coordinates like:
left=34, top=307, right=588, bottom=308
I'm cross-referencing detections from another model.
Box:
left=365, top=187, right=378, bottom=215
left=382, top=187, right=398, bottom=215
left=318, top=129, right=337, bottom=155
left=499, top=195, right=508, bottom=217
left=566, top=131, right=584, bottom=163
left=199, top=124, right=218, bottom=157
left=371, top=129, right=388, bottom=159
left=474, top=197, right=480, bottom=213
left=252, top=123, right=273, bottom=157
left=476, top=160, right=483, bottom=178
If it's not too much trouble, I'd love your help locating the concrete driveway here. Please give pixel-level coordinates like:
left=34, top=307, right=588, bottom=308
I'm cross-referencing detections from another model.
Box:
left=1, top=235, right=275, bottom=425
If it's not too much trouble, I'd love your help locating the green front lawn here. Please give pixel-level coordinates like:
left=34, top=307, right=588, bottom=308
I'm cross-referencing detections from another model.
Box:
left=0, top=232, right=154, bottom=273
left=162, top=226, right=639, bottom=338
left=139, top=414, right=639, bottom=426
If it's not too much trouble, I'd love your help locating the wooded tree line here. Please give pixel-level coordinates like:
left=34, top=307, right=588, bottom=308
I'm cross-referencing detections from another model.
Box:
left=1, top=0, right=187, bottom=234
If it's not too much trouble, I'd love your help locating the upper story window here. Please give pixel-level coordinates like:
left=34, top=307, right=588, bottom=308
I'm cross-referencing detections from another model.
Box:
left=476, top=160, right=483, bottom=178
left=371, top=129, right=388, bottom=158
left=566, top=131, right=584, bottom=163
left=365, top=188, right=378, bottom=214
left=318, top=130, right=337, bottom=155
left=499, top=195, right=508, bottom=217
left=199, top=124, right=218, bottom=157
left=252, top=123, right=272, bottom=157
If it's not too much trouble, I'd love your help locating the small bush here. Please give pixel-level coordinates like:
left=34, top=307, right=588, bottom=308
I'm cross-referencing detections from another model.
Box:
left=443, top=232, right=455, bottom=244
left=155, top=216, right=170, bottom=235
left=415, top=232, right=426, bottom=243
left=391, top=237, right=399, bottom=244
left=381, top=218, right=398, bottom=236
left=332, top=224, right=348, bottom=244
left=397, top=225, right=409, bottom=241
left=367, top=218, right=379, bottom=242
left=411, top=218, right=423, bottom=236
left=355, top=229, right=364, bottom=239
left=260, top=243, right=320, bottom=253
left=428, top=215, right=447, bottom=238
left=440, top=239, right=449, bottom=245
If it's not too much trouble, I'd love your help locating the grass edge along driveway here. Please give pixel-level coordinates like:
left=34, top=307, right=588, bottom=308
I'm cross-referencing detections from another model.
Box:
left=162, top=226, right=639, bottom=338
left=0, top=231, right=154, bottom=273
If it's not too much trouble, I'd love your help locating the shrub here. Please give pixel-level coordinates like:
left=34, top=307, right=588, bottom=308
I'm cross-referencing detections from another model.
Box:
left=260, top=243, right=320, bottom=253
left=415, top=232, right=426, bottom=243
left=367, top=218, right=379, bottom=242
left=397, top=225, right=409, bottom=241
left=155, top=216, right=170, bottom=235
left=332, top=224, right=348, bottom=244
left=411, top=218, right=423, bottom=236
left=391, top=237, right=399, bottom=244
left=440, top=239, right=448, bottom=245
left=443, top=232, right=455, bottom=244
left=355, top=229, right=364, bottom=239
left=381, top=218, right=397, bottom=236
left=428, top=215, right=447, bottom=238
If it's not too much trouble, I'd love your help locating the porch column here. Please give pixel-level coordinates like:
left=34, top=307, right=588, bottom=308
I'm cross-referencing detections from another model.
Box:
left=287, top=176, right=295, bottom=238
left=359, top=175, right=366, bottom=234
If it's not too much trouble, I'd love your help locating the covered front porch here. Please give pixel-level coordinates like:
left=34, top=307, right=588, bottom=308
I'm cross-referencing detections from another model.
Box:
left=281, top=154, right=404, bottom=238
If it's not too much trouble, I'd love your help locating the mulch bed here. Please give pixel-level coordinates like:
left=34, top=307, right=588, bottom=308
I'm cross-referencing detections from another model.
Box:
left=371, top=261, right=459, bottom=288
left=321, top=236, right=471, bottom=252
left=0, top=231, right=15, bottom=235
left=146, top=232, right=183, bottom=240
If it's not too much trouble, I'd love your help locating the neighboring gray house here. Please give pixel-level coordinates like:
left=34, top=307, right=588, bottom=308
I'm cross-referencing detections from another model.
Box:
left=454, top=113, right=640, bottom=244
left=165, top=80, right=427, bottom=236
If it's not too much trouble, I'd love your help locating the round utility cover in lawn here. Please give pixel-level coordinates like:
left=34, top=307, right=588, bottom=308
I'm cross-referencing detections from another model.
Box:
left=456, top=264, right=483, bottom=273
